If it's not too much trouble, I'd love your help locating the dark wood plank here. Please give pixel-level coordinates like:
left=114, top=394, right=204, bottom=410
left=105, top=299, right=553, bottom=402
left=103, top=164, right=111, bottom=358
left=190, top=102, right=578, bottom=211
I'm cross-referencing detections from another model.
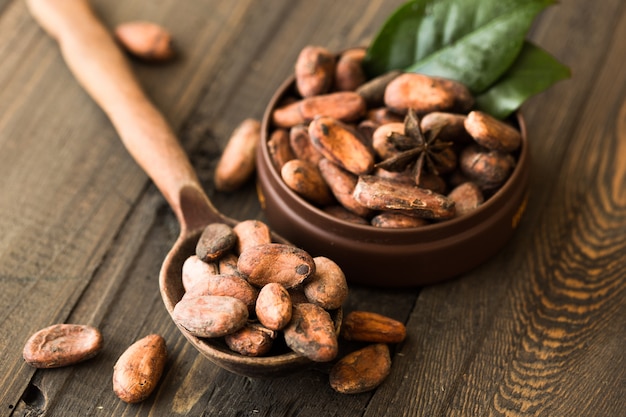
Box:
left=3, top=0, right=625, bottom=415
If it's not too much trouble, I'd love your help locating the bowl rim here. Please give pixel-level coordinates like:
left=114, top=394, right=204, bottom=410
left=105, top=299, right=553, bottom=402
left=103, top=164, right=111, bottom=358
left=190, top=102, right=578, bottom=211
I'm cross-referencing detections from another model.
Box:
left=259, top=73, right=529, bottom=241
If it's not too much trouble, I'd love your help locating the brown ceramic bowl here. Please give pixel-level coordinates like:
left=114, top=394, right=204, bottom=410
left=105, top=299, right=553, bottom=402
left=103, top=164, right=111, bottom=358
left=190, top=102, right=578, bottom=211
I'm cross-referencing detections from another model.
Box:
left=257, top=76, right=530, bottom=288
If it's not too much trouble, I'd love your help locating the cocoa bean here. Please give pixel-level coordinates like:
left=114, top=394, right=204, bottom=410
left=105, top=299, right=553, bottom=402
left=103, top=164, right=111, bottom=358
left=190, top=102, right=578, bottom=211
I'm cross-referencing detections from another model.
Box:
left=329, top=344, right=391, bottom=394
left=114, top=21, right=175, bottom=62
left=195, top=223, right=237, bottom=263
left=308, top=116, right=374, bottom=175
left=184, top=274, right=259, bottom=314
left=459, top=144, right=516, bottom=190
left=214, top=118, right=260, bottom=192
left=233, top=219, right=272, bottom=254
left=224, top=323, right=277, bottom=357
left=465, top=110, right=522, bottom=152
left=371, top=212, right=429, bottom=228
left=112, top=334, right=167, bottom=403
left=448, top=181, right=484, bottom=216
left=237, top=243, right=315, bottom=288
left=295, top=45, right=335, bottom=97
left=334, top=48, right=366, bottom=91
left=366, top=107, right=404, bottom=125
left=356, top=70, right=402, bottom=107
left=283, top=303, right=338, bottom=362
left=182, top=255, right=219, bottom=292
left=272, top=92, right=366, bottom=128
left=299, top=92, right=366, bottom=123
left=218, top=252, right=241, bottom=276
left=22, top=324, right=102, bottom=368
left=289, top=124, right=324, bottom=165
left=356, top=119, right=379, bottom=146
left=420, top=111, right=472, bottom=144
left=341, top=311, right=406, bottom=343
left=384, top=73, right=473, bottom=115
left=304, top=257, right=348, bottom=310
left=353, top=175, right=456, bottom=220
left=281, top=159, right=335, bottom=206
left=414, top=172, right=447, bottom=194
left=372, top=122, right=405, bottom=160
left=318, top=159, right=372, bottom=218
left=255, top=282, right=293, bottom=330
left=267, top=128, right=295, bottom=170
left=172, top=295, right=248, bottom=338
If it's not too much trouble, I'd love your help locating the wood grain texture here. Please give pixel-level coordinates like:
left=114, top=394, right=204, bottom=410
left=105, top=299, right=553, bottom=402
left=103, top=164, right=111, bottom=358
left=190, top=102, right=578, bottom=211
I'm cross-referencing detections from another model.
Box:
left=1, top=0, right=624, bottom=415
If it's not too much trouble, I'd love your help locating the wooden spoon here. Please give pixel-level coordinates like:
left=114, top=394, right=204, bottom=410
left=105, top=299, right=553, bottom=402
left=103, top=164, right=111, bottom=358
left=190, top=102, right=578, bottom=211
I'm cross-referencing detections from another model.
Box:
left=26, top=0, right=339, bottom=377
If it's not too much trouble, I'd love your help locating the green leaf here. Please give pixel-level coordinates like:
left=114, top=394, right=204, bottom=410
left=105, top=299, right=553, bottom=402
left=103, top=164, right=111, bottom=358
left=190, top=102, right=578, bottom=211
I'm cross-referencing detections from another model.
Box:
left=475, top=42, right=571, bottom=119
left=406, top=1, right=553, bottom=93
left=363, top=0, right=554, bottom=80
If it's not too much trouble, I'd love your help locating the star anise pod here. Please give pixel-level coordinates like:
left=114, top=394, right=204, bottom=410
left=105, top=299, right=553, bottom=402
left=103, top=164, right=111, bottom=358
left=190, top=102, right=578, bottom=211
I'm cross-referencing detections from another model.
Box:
left=375, top=108, right=455, bottom=185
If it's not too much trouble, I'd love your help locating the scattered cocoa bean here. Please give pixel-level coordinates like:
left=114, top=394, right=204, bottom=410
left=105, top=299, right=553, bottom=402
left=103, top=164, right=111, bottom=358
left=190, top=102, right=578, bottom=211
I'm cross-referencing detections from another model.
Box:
left=195, top=223, right=237, bottom=263
left=112, top=334, right=167, bottom=403
left=237, top=243, right=315, bottom=288
left=281, top=159, right=335, bottom=206
left=267, top=128, right=295, bottom=170
left=329, top=343, right=391, bottom=394
left=465, top=110, right=522, bottom=152
left=370, top=212, right=429, bottom=228
left=233, top=219, right=272, bottom=254
left=384, top=73, right=473, bottom=115
left=334, top=48, right=366, bottom=92
left=318, top=159, right=372, bottom=218
left=283, top=303, right=338, bottom=362
left=341, top=311, right=406, bottom=343
left=304, top=257, right=349, bottom=310
left=173, top=295, right=248, bottom=338
left=214, top=118, right=260, bottom=192
left=255, top=282, right=293, bottom=330
left=295, top=45, right=335, bottom=97
left=353, top=175, right=456, bottom=220
left=224, top=323, right=277, bottom=357
left=22, top=324, right=103, bottom=368
left=182, top=255, right=219, bottom=291
left=448, top=181, right=484, bottom=216
left=309, top=116, right=374, bottom=175
left=114, top=21, right=174, bottom=62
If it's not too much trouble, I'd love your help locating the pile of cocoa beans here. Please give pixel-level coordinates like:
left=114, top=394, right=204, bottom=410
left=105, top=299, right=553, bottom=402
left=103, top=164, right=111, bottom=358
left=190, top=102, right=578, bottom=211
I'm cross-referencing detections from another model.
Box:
left=174, top=219, right=348, bottom=361
left=175, top=219, right=407, bottom=393
left=266, top=45, right=523, bottom=228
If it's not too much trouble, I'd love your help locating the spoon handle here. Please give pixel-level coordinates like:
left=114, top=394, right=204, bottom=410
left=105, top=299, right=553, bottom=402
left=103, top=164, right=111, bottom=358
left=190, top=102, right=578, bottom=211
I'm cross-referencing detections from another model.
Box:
left=26, top=0, right=220, bottom=233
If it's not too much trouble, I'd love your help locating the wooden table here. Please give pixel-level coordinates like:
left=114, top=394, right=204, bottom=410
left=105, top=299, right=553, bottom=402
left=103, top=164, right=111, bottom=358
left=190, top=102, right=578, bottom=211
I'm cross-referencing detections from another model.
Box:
left=1, top=0, right=624, bottom=415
